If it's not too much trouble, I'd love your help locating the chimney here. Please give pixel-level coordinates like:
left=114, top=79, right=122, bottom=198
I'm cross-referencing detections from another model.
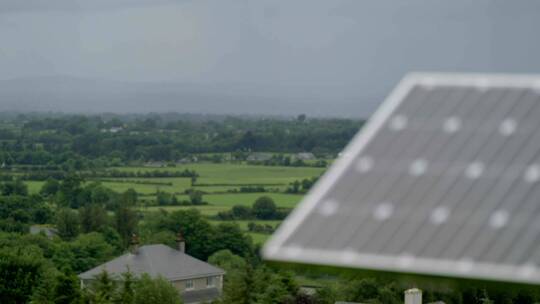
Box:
left=130, top=234, right=140, bottom=255
left=176, top=231, right=185, bottom=253
left=404, top=288, right=422, bottom=304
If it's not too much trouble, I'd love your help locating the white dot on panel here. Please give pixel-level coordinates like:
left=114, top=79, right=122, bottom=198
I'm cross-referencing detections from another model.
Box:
left=458, top=258, right=474, bottom=273
left=356, top=156, right=373, bottom=173
left=465, top=162, right=484, bottom=179
left=409, top=159, right=428, bottom=176
left=524, top=164, right=540, bottom=183
left=489, top=209, right=509, bottom=229
left=318, top=200, right=339, bottom=216
left=389, top=115, right=408, bottom=131
left=499, top=118, right=517, bottom=136
left=373, top=202, right=394, bottom=221
left=430, top=206, right=450, bottom=225
left=443, top=116, right=461, bottom=133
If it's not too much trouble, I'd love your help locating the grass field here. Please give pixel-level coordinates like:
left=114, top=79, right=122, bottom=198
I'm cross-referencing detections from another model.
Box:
left=26, top=181, right=45, bottom=194
left=27, top=163, right=320, bottom=200
left=24, top=162, right=320, bottom=245
left=247, top=233, right=271, bottom=245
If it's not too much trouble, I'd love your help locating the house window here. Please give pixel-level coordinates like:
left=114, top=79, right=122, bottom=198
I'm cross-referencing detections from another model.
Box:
left=206, top=276, right=215, bottom=287
left=185, top=280, right=194, bottom=290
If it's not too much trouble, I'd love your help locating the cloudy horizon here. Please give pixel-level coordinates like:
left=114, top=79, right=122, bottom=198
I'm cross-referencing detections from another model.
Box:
left=1, top=0, right=540, bottom=116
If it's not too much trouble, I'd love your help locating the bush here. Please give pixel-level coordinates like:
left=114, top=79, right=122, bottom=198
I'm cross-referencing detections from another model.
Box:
left=252, top=196, right=277, bottom=220
left=135, top=274, right=183, bottom=304
left=246, top=222, right=274, bottom=234
left=231, top=205, right=252, bottom=219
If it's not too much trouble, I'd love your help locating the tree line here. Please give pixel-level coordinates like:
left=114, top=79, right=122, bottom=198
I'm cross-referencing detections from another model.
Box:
left=0, top=113, right=362, bottom=168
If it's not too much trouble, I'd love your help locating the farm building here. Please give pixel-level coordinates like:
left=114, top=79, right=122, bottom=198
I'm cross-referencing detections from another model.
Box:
left=79, top=233, right=225, bottom=304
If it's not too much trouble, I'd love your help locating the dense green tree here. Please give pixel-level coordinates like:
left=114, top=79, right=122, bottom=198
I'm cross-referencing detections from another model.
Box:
left=33, top=204, right=54, bottom=224
left=151, top=209, right=215, bottom=260
left=231, top=205, right=252, bottom=219
left=188, top=190, right=204, bottom=205
left=315, top=285, right=338, bottom=304
left=99, top=226, right=125, bottom=255
left=114, top=271, right=136, bottom=304
left=133, top=274, right=182, bottom=304
left=53, top=272, right=81, bottom=304
left=220, top=264, right=253, bottom=304
left=40, top=178, right=61, bottom=198
left=57, top=174, right=84, bottom=208
left=156, top=190, right=173, bottom=206
left=144, top=231, right=177, bottom=248
left=56, top=208, right=80, bottom=240
left=52, top=232, right=114, bottom=273
left=0, top=249, right=47, bottom=304
left=252, top=196, right=277, bottom=220
left=0, top=178, right=28, bottom=196
left=30, top=271, right=56, bottom=304
left=84, top=271, right=116, bottom=303
left=79, top=204, right=108, bottom=233
left=212, top=223, right=253, bottom=258
left=115, top=204, right=138, bottom=247
left=122, top=189, right=138, bottom=206
left=208, top=250, right=247, bottom=274
left=339, top=277, right=401, bottom=304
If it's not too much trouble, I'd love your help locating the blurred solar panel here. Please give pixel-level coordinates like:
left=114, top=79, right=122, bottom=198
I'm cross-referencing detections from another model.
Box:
left=263, top=73, right=540, bottom=284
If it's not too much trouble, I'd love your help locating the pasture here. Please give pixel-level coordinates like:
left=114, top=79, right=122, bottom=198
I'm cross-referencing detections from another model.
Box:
left=25, top=162, right=322, bottom=244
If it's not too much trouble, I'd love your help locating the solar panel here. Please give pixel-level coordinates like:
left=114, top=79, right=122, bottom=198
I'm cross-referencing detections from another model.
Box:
left=263, top=73, right=540, bottom=284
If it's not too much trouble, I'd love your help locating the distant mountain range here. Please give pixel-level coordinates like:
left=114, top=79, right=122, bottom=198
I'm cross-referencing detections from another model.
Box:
left=0, top=76, right=379, bottom=118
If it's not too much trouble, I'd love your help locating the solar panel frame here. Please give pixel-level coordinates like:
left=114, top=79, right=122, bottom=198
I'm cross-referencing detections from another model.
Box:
left=263, top=72, right=540, bottom=284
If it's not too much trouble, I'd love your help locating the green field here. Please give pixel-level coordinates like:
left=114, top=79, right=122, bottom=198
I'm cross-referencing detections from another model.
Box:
left=26, top=181, right=45, bottom=194
left=25, top=162, right=320, bottom=245
left=27, top=163, right=322, bottom=197
left=247, top=233, right=271, bottom=245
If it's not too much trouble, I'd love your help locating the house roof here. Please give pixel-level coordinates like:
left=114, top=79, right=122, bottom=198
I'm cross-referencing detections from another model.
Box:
left=79, top=244, right=225, bottom=281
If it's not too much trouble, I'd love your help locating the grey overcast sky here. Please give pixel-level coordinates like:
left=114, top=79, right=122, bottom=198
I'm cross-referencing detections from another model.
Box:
left=1, top=0, right=540, bottom=116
